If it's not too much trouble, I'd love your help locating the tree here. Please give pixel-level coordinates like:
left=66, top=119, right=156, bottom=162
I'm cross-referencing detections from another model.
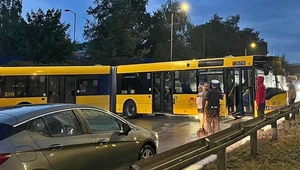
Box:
left=23, top=9, right=74, bottom=63
left=84, top=0, right=151, bottom=65
left=0, top=0, right=26, bottom=57
left=146, top=0, right=194, bottom=61
left=189, top=14, right=267, bottom=58
left=0, top=2, right=74, bottom=64
left=275, top=53, right=289, bottom=76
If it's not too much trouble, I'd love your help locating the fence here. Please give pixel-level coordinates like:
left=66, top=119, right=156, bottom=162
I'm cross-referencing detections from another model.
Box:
left=117, top=101, right=300, bottom=170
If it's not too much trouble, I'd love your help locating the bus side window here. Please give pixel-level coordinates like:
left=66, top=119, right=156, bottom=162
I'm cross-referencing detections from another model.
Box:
left=181, top=83, right=192, bottom=93
left=76, top=75, right=101, bottom=95
left=117, top=73, right=151, bottom=95
left=174, top=70, right=197, bottom=94
left=29, top=76, right=46, bottom=97
left=4, top=76, right=27, bottom=98
left=198, top=69, right=224, bottom=93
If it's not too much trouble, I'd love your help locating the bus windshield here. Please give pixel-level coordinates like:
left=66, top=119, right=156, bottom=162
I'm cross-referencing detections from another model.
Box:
left=256, top=69, right=286, bottom=90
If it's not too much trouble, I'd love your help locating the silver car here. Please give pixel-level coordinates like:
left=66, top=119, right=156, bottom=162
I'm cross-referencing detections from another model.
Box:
left=0, top=104, right=158, bottom=170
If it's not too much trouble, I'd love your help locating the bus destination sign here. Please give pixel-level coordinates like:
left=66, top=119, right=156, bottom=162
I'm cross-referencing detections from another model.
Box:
left=232, top=61, right=246, bottom=66
left=198, top=59, right=224, bottom=67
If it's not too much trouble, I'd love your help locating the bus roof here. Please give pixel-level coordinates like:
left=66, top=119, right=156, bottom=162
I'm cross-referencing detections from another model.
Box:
left=117, top=56, right=255, bottom=73
left=0, top=65, right=111, bottom=76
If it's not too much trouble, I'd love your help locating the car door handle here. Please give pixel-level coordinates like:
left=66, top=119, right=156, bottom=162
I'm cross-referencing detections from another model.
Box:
left=98, top=139, right=109, bottom=145
left=49, top=144, right=63, bottom=150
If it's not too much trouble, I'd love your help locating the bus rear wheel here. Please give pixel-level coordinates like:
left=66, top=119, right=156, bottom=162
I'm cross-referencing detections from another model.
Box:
left=124, top=100, right=137, bottom=119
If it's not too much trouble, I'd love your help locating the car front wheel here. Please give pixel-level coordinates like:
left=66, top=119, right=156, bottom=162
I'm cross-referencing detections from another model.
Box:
left=138, top=145, right=155, bottom=160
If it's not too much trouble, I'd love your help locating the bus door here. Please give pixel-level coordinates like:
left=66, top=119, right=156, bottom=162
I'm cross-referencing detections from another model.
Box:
left=48, top=76, right=76, bottom=103
left=226, top=69, right=244, bottom=116
left=227, top=68, right=254, bottom=116
left=241, top=68, right=254, bottom=114
left=152, top=72, right=172, bottom=113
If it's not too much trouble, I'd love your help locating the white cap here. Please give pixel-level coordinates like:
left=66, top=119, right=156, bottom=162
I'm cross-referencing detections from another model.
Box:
left=211, top=79, right=220, bottom=84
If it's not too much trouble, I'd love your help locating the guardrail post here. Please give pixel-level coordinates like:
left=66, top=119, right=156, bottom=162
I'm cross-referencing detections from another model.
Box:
left=250, top=131, right=258, bottom=158
left=217, top=148, right=227, bottom=170
left=284, top=115, right=291, bottom=130
left=295, top=108, right=300, bottom=124
left=271, top=121, right=277, bottom=140
left=291, top=108, right=296, bottom=120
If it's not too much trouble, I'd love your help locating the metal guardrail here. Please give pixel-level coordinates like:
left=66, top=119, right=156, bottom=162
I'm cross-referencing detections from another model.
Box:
left=116, top=101, right=300, bottom=170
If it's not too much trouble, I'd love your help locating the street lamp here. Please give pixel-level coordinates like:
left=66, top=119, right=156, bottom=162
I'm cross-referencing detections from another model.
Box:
left=245, top=42, right=256, bottom=56
left=65, top=9, right=76, bottom=42
left=180, top=2, right=190, bottom=12
left=170, top=2, right=189, bottom=61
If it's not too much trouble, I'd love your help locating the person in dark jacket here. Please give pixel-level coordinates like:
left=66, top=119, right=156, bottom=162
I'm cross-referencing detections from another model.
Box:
left=256, top=76, right=266, bottom=117
left=287, top=77, right=296, bottom=105
left=205, top=80, right=223, bottom=134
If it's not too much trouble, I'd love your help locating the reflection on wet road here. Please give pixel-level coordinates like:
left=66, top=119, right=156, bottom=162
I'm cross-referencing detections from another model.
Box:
left=128, top=115, right=251, bottom=153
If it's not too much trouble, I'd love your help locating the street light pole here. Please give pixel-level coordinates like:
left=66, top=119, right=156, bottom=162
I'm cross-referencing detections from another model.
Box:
left=169, top=1, right=189, bottom=61
left=65, top=9, right=76, bottom=42
left=170, top=13, right=174, bottom=61
left=245, top=43, right=256, bottom=56
left=74, top=12, right=76, bottom=42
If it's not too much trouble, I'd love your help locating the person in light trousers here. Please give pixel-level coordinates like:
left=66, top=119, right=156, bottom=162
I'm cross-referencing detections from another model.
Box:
left=196, top=84, right=204, bottom=131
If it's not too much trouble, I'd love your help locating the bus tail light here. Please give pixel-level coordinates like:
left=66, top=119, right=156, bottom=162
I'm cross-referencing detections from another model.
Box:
left=0, top=153, right=11, bottom=165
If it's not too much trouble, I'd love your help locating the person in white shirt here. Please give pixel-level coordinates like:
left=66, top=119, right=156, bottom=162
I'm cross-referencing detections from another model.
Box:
left=196, top=84, right=204, bottom=131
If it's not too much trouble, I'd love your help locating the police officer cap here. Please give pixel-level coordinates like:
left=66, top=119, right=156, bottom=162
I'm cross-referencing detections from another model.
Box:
left=211, top=79, right=219, bottom=85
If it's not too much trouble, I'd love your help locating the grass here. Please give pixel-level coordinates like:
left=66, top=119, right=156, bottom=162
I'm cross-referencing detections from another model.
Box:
left=201, top=123, right=300, bottom=170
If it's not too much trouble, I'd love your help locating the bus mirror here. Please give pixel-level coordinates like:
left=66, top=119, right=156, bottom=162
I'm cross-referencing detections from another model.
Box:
left=263, top=64, right=269, bottom=75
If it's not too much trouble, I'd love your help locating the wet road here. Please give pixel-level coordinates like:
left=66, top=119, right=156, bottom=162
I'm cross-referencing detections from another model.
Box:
left=126, top=92, right=300, bottom=153
left=128, top=115, right=251, bottom=153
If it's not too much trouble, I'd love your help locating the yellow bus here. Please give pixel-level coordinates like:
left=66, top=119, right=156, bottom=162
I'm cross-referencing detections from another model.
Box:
left=0, top=56, right=286, bottom=119
left=114, top=55, right=287, bottom=118
left=0, top=66, right=112, bottom=110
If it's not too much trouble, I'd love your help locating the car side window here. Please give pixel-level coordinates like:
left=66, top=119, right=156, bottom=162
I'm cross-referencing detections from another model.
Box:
left=80, top=109, right=121, bottom=132
left=44, top=110, right=82, bottom=137
left=28, top=118, right=50, bottom=137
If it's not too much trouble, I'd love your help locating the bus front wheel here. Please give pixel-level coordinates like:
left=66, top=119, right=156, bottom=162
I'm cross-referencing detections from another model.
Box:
left=124, top=100, right=137, bottom=119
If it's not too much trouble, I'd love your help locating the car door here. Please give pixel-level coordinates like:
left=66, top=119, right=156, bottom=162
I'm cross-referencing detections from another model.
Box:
left=27, top=109, right=97, bottom=170
left=78, top=109, right=137, bottom=170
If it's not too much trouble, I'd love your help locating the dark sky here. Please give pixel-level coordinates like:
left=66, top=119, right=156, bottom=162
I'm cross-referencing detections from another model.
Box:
left=23, top=0, right=299, bottom=63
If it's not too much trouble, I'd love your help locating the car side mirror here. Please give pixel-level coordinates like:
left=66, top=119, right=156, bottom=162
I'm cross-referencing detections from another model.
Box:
left=122, top=123, right=131, bottom=135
